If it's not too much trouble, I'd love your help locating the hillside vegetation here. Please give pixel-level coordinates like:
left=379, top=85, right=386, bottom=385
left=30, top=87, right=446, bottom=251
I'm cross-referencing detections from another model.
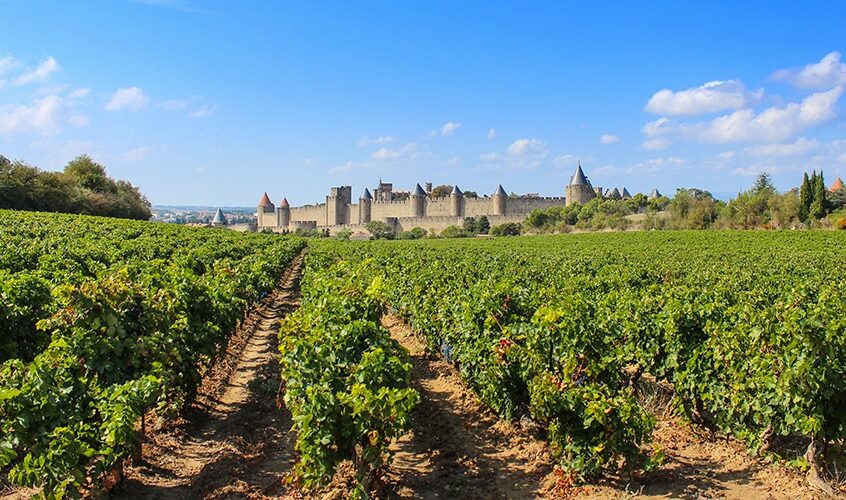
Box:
left=0, top=155, right=151, bottom=220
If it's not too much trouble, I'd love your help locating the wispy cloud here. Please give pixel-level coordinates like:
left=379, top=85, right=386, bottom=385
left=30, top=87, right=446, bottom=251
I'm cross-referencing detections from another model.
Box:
left=642, top=86, right=842, bottom=146
left=773, top=51, right=846, bottom=89
left=371, top=142, right=419, bottom=160
left=188, top=104, right=216, bottom=118
left=14, top=56, right=61, bottom=86
left=0, top=95, right=63, bottom=135
left=356, top=135, right=396, bottom=147
left=441, top=121, right=461, bottom=136
left=487, top=128, right=497, bottom=140
left=645, top=80, right=762, bottom=116
left=105, top=87, right=149, bottom=111
left=599, top=133, right=619, bottom=144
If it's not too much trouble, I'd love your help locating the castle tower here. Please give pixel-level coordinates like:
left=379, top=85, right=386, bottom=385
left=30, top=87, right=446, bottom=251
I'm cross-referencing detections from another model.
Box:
left=450, top=185, right=464, bottom=217
left=359, top=188, right=373, bottom=223
left=276, top=197, right=290, bottom=228
left=565, top=163, right=597, bottom=206
left=326, top=186, right=352, bottom=226
left=211, top=208, right=227, bottom=227
left=257, top=192, right=275, bottom=228
left=492, top=184, right=507, bottom=216
left=410, top=183, right=427, bottom=217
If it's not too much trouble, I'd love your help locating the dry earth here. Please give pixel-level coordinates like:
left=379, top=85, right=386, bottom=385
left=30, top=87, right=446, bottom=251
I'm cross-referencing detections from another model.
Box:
left=112, top=253, right=304, bottom=499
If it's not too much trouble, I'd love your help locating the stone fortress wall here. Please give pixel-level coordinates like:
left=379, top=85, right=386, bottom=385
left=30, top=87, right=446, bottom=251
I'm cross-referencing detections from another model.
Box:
left=255, top=167, right=655, bottom=235
left=256, top=180, right=565, bottom=235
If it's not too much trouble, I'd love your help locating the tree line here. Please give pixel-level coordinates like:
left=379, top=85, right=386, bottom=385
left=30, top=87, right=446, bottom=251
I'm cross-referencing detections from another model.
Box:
left=523, top=172, right=846, bottom=233
left=0, top=155, right=151, bottom=220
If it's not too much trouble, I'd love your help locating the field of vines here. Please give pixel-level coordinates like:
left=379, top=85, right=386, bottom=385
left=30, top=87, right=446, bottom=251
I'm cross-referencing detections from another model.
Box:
left=0, top=210, right=304, bottom=497
left=293, top=231, right=846, bottom=489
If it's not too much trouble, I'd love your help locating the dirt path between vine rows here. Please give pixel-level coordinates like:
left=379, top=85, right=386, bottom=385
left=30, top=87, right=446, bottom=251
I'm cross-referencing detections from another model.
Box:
left=384, top=316, right=556, bottom=499
left=383, top=315, right=830, bottom=500
left=113, top=253, right=304, bottom=499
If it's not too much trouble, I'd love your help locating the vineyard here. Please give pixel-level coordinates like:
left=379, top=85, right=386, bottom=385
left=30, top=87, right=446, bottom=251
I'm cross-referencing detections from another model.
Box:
left=293, top=231, right=846, bottom=495
left=0, top=210, right=304, bottom=498
left=1, top=210, right=844, bottom=498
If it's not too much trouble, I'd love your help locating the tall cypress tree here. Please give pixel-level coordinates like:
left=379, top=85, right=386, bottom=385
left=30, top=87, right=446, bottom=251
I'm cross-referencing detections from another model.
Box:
left=800, top=172, right=812, bottom=221
left=811, top=171, right=827, bottom=219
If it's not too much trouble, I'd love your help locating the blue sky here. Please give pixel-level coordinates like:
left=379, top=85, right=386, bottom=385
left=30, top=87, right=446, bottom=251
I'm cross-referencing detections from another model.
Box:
left=1, top=1, right=845, bottom=205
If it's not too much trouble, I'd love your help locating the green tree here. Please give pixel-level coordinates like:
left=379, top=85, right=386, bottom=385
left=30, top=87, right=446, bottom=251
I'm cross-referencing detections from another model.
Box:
left=64, top=155, right=112, bottom=194
left=489, top=222, right=521, bottom=236
left=462, top=217, right=478, bottom=233
left=365, top=220, right=394, bottom=240
left=799, top=172, right=812, bottom=221
left=441, top=225, right=472, bottom=238
left=477, top=215, right=490, bottom=234
left=430, top=184, right=452, bottom=198
left=398, top=227, right=427, bottom=239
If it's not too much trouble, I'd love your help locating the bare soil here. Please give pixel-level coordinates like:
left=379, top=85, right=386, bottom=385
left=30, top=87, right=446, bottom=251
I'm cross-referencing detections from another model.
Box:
left=384, top=315, right=555, bottom=499
left=382, top=315, right=832, bottom=500
left=112, top=253, right=304, bottom=499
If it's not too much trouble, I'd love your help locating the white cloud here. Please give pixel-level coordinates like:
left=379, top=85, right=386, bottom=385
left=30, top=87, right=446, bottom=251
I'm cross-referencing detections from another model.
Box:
left=718, top=151, right=736, bottom=161
left=487, top=128, right=497, bottom=140
left=645, top=80, right=762, bottom=116
left=0, top=55, right=19, bottom=76
left=371, top=143, right=419, bottom=160
left=68, top=114, right=89, bottom=128
left=188, top=104, right=216, bottom=118
left=105, top=87, right=149, bottom=111
left=356, top=135, right=396, bottom=147
left=441, top=121, right=461, bottom=136
left=507, top=138, right=546, bottom=156
left=13, top=57, right=61, bottom=86
left=745, top=138, right=819, bottom=157
left=773, top=51, right=846, bottom=89
left=642, top=138, right=670, bottom=151
left=445, top=156, right=459, bottom=166
left=643, top=86, right=843, bottom=145
left=599, top=133, right=619, bottom=144
left=122, top=146, right=153, bottom=161
left=479, top=152, right=500, bottom=161
left=0, top=95, right=62, bottom=135
left=69, top=87, right=91, bottom=99
left=506, top=138, right=548, bottom=168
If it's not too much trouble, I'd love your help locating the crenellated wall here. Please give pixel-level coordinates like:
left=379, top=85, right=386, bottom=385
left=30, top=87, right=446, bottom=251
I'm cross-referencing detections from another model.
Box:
left=260, top=185, right=567, bottom=231
left=290, top=204, right=326, bottom=226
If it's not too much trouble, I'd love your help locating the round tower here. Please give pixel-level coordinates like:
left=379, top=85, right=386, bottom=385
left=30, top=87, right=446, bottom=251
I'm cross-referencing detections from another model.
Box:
left=492, top=184, right=507, bottom=216
left=359, top=188, right=373, bottom=223
left=257, top=192, right=275, bottom=228
left=410, top=183, right=426, bottom=217
left=450, top=185, right=464, bottom=217
left=277, top=197, right=290, bottom=228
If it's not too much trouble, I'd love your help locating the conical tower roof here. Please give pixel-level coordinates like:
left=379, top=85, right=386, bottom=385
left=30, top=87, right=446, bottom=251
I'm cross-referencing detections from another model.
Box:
left=648, top=188, right=661, bottom=199
left=621, top=187, right=632, bottom=199
left=258, top=192, right=273, bottom=207
left=451, top=185, right=463, bottom=195
left=570, top=163, right=589, bottom=186
left=360, top=188, right=373, bottom=200
left=279, top=197, right=290, bottom=207
left=494, top=184, right=507, bottom=196
left=412, top=183, right=427, bottom=196
left=212, top=208, right=226, bottom=224
left=831, top=177, right=844, bottom=191
left=607, top=187, right=621, bottom=199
